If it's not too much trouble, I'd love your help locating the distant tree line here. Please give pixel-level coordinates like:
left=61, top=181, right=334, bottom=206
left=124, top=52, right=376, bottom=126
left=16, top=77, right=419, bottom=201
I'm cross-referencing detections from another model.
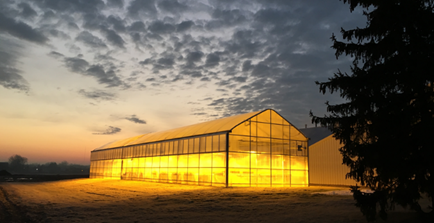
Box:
left=4, top=154, right=90, bottom=175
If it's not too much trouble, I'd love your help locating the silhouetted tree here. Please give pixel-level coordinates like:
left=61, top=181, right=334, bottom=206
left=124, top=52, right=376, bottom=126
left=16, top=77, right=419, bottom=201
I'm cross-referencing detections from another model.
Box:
left=311, top=0, right=434, bottom=221
left=8, top=154, right=28, bottom=172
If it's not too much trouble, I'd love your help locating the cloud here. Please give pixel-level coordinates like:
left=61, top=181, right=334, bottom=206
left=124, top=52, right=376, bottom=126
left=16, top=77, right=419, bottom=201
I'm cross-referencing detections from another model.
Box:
left=93, top=126, right=121, bottom=135
left=148, top=21, right=175, bottom=35
left=0, top=12, right=48, bottom=44
left=64, top=57, right=90, bottom=73
left=78, top=89, right=116, bottom=101
left=0, top=36, right=30, bottom=92
left=75, top=31, right=107, bottom=48
left=60, top=56, right=126, bottom=88
left=100, top=27, right=125, bottom=48
left=18, top=3, right=37, bottom=19
left=107, top=0, right=124, bottom=8
left=176, top=21, right=194, bottom=32
left=85, top=65, right=124, bottom=87
left=157, top=0, right=188, bottom=14
left=127, top=0, right=157, bottom=17
left=125, top=115, right=146, bottom=124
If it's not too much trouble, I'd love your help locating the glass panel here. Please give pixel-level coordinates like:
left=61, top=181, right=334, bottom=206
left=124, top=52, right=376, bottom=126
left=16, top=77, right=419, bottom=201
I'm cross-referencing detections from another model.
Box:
left=188, top=167, right=198, bottom=183
left=229, top=135, right=250, bottom=152
left=151, top=166, right=159, bottom=180
left=250, top=169, right=257, bottom=186
left=178, top=155, right=188, bottom=167
left=229, top=168, right=250, bottom=186
left=284, top=170, right=291, bottom=185
left=271, top=155, right=284, bottom=169
left=256, top=153, right=270, bottom=169
left=160, top=142, right=166, bottom=155
left=271, top=111, right=284, bottom=124
left=183, top=139, right=189, bottom=154
left=251, top=121, right=258, bottom=137
left=159, top=167, right=168, bottom=182
left=200, top=153, right=212, bottom=168
left=291, top=170, right=308, bottom=186
left=199, top=168, right=212, bottom=183
left=168, top=155, right=178, bottom=167
left=271, top=124, right=283, bottom=139
left=219, top=134, right=226, bottom=151
left=283, top=125, right=290, bottom=139
left=272, top=169, right=284, bottom=185
left=271, top=139, right=284, bottom=155
left=231, top=121, right=250, bottom=136
left=212, top=168, right=226, bottom=184
left=152, top=156, right=160, bottom=168
left=173, top=140, right=179, bottom=155
left=283, top=140, right=290, bottom=155
left=257, top=137, right=270, bottom=153
left=212, top=152, right=226, bottom=168
left=212, top=135, right=220, bottom=152
left=168, top=167, right=178, bottom=183
left=200, top=137, right=206, bottom=152
left=257, top=169, right=270, bottom=186
left=256, top=110, right=270, bottom=123
left=144, top=158, right=152, bottom=179
left=206, top=136, right=213, bottom=152
left=284, top=155, right=290, bottom=169
left=178, top=168, right=188, bottom=183
left=251, top=153, right=258, bottom=168
left=189, top=138, right=194, bottom=153
left=145, top=157, right=153, bottom=168
left=188, top=154, right=199, bottom=167
left=160, top=156, right=168, bottom=168
left=194, top=138, right=200, bottom=153
left=155, top=143, right=161, bottom=156
left=131, top=158, right=138, bottom=168
left=257, top=123, right=270, bottom=137
left=291, top=156, right=307, bottom=170
left=229, top=153, right=250, bottom=168
left=178, top=140, right=183, bottom=154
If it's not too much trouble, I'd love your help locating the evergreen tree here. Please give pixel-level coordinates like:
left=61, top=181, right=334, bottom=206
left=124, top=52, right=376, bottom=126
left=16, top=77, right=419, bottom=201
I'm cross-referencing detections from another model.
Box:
left=311, top=0, right=434, bottom=221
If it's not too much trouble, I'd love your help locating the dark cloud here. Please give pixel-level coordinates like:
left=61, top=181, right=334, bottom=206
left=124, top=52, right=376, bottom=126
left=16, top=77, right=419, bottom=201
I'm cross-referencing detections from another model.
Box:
left=205, top=53, right=220, bottom=67
left=125, top=115, right=146, bottom=124
left=100, top=27, right=125, bottom=48
left=78, top=89, right=116, bottom=101
left=157, top=0, right=188, bottom=14
left=85, top=65, right=124, bottom=87
left=32, top=0, right=105, bottom=14
left=75, top=31, right=107, bottom=48
left=176, top=21, right=194, bottom=32
left=18, top=3, right=37, bottom=19
left=127, top=0, right=157, bottom=17
left=93, top=126, right=121, bottom=135
left=64, top=57, right=90, bottom=73
left=148, top=21, right=175, bottom=35
left=0, top=12, right=48, bottom=44
left=107, top=0, right=124, bottom=8
left=62, top=56, right=125, bottom=88
left=107, top=15, right=126, bottom=33
left=48, top=51, right=64, bottom=59
left=129, top=21, right=146, bottom=32
left=0, top=37, right=29, bottom=92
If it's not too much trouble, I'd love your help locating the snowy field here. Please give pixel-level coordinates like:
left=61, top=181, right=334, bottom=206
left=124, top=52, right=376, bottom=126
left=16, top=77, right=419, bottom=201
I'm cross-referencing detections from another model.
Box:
left=0, top=179, right=419, bottom=222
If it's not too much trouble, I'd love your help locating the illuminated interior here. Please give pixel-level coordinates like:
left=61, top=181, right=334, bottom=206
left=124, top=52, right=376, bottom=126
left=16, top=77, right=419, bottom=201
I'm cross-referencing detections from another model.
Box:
left=90, top=109, right=308, bottom=187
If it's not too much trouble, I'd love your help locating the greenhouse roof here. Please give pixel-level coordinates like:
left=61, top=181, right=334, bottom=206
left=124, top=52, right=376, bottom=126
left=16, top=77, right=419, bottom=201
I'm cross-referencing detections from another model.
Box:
left=95, top=109, right=306, bottom=151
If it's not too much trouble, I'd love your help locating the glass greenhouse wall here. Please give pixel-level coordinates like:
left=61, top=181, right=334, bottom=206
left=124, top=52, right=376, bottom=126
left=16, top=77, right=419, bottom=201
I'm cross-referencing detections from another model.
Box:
left=90, top=109, right=309, bottom=187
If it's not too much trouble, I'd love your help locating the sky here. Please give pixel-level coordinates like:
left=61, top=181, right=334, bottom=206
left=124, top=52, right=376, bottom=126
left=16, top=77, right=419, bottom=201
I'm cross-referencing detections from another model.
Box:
left=0, top=0, right=365, bottom=165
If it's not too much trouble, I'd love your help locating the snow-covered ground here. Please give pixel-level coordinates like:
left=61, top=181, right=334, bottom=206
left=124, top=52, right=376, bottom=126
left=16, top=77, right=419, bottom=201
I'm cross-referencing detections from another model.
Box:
left=0, top=179, right=419, bottom=222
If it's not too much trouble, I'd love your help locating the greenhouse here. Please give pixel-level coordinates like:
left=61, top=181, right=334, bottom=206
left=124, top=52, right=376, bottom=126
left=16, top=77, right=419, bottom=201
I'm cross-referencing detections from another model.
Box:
left=90, top=109, right=309, bottom=187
